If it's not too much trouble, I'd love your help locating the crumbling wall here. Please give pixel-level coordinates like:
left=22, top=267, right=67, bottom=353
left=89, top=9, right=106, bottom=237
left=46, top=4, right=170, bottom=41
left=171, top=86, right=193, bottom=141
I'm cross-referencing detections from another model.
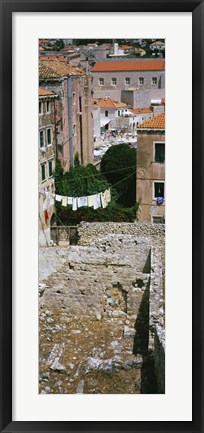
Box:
left=39, top=234, right=151, bottom=319
left=77, top=222, right=165, bottom=247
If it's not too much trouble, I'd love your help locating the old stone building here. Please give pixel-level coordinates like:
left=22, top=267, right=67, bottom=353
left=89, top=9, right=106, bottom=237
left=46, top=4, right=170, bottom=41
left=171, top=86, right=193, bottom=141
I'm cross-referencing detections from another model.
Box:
left=39, top=60, right=94, bottom=171
left=91, top=60, right=165, bottom=94
left=93, top=97, right=129, bottom=136
left=39, top=87, right=58, bottom=246
left=136, top=112, right=165, bottom=223
left=121, top=87, right=165, bottom=109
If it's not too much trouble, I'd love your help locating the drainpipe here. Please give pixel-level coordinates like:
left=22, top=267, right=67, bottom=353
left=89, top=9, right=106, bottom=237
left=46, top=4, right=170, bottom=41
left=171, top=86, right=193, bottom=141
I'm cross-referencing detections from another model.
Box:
left=67, top=76, right=74, bottom=167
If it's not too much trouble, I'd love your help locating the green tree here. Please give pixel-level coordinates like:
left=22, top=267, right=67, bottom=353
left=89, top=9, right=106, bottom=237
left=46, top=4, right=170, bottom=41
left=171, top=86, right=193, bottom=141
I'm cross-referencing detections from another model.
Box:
left=100, top=144, right=136, bottom=207
left=53, top=159, right=138, bottom=225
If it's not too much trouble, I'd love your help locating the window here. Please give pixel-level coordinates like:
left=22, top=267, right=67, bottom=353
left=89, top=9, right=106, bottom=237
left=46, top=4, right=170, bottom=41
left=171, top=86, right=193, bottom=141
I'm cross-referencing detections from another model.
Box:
left=73, top=92, right=76, bottom=105
left=46, top=101, right=50, bottom=113
left=111, top=77, right=117, bottom=86
left=152, top=77, right=157, bottom=85
left=155, top=142, right=165, bottom=163
left=39, top=101, right=43, bottom=114
left=138, top=77, right=144, bottom=85
left=153, top=182, right=165, bottom=199
left=73, top=123, right=76, bottom=135
left=118, top=110, right=120, bottom=116
left=152, top=216, right=164, bottom=224
left=47, top=128, right=52, bottom=146
left=125, top=77, right=130, bottom=85
left=99, top=78, right=104, bottom=86
left=48, top=160, right=53, bottom=177
left=39, top=130, right=45, bottom=148
left=105, top=110, right=109, bottom=117
left=41, top=163, right=46, bottom=182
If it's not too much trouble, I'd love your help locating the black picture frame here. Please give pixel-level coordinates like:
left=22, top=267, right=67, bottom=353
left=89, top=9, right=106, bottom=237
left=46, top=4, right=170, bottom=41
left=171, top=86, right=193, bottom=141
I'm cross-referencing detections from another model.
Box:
left=0, top=0, right=203, bottom=432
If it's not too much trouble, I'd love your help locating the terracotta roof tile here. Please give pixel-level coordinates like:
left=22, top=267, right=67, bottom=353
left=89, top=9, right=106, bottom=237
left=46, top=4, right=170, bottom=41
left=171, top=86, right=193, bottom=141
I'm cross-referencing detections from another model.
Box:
left=39, top=55, right=67, bottom=61
left=137, top=112, right=165, bottom=129
left=39, top=60, right=84, bottom=79
left=94, top=98, right=128, bottom=109
left=91, top=60, right=165, bottom=72
left=39, top=87, right=57, bottom=96
left=130, top=108, right=153, bottom=114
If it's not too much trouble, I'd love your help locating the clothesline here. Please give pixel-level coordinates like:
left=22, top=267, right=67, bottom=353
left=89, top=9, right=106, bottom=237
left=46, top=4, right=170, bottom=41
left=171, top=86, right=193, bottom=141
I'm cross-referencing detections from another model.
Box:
left=41, top=170, right=136, bottom=215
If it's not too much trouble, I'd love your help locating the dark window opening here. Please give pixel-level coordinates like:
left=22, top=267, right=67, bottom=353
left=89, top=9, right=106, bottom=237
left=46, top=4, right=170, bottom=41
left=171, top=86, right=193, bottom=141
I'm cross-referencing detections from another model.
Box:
left=155, top=142, right=165, bottom=162
left=154, top=182, right=164, bottom=198
left=47, top=128, right=51, bottom=145
left=41, top=164, right=46, bottom=181
left=40, top=131, right=44, bottom=148
left=48, top=160, right=53, bottom=177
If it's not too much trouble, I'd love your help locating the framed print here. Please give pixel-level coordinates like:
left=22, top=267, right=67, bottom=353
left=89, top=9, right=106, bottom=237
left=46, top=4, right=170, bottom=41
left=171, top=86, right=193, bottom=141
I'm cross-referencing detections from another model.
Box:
left=0, top=0, right=203, bottom=432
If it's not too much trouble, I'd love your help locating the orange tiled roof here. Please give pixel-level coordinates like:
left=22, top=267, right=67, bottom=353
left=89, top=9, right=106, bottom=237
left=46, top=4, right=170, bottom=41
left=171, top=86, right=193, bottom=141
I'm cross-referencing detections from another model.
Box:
left=91, top=60, right=165, bottom=72
left=39, top=60, right=84, bottom=79
left=39, top=87, right=56, bottom=96
left=130, top=108, right=153, bottom=114
left=39, top=55, right=67, bottom=61
left=137, top=112, right=165, bottom=129
left=94, top=98, right=128, bottom=109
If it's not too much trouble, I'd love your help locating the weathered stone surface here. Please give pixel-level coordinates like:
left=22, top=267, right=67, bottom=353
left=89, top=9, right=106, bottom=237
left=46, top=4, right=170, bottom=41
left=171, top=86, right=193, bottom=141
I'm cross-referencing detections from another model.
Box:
left=39, top=222, right=165, bottom=394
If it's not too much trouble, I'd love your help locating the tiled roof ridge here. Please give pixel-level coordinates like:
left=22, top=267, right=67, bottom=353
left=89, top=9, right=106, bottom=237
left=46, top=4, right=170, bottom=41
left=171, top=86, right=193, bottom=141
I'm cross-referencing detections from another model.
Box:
left=91, top=60, right=165, bottom=72
left=39, top=59, right=83, bottom=78
left=137, top=112, right=165, bottom=129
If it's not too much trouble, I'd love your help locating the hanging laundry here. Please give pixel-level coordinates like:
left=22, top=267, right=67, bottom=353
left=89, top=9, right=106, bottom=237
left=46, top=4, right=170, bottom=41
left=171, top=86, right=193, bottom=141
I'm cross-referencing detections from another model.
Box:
left=45, top=209, right=49, bottom=220
left=78, top=196, right=88, bottom=208
left=43, top=198, right=47, bottom=211
left=100, top=191, right=108, bottom=209
left=87, top=195, right=94, bottom=207
left=55, top=194, right=62, bottom=202
left=50, top=197, right=55, bottom=206
left=93, top=193, right=101, bottom=210
left=67, top=197, right=73, bottom=205
left=105, top=189, right=111, bottom=203
left=72, top=197, right=78, bottom=211
left=62, top=196, right=67, bottom=207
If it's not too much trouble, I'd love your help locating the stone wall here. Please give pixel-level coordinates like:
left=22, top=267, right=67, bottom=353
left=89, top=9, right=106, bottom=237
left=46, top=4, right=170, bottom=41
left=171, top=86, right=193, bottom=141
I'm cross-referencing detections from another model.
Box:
left=77, top=222, right=165, bottom=247
left=39, top=234, right=151, bottom=319
left=154, top=324, right=165, bottom=393
left=39, top=222, right=165, bottom=392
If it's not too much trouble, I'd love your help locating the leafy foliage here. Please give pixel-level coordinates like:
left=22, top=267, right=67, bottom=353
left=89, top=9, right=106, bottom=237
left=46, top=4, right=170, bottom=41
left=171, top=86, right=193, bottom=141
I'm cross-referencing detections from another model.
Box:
left=53, top=159, right=138, bottom=225
left=100, top=144, right=136, bottom=207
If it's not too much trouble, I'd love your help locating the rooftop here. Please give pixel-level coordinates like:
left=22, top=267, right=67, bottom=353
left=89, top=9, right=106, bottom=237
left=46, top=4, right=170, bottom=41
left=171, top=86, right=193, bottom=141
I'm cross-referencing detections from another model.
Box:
left=130, top=108, right=153, bottom=114
left=91, top=60, right=165, bottom=72
left=93, top=97, right=128, bottom=109
left=137, top=112, right=165, bottom=129
left=39, top=60, right=84, bottom=79
left=39, top=87, right=57, bottom=97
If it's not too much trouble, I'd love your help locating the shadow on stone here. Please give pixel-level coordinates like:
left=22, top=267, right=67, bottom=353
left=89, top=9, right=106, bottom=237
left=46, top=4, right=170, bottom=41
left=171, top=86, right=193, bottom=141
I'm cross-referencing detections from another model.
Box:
left=142, top=249, right=151, bottom=273
left=133, top=280, right=158, bottom=393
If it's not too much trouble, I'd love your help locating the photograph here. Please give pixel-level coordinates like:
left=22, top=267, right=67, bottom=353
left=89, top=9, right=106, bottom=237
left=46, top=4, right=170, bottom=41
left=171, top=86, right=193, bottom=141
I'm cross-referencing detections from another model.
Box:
left=38, top=37, right=165, bottom=395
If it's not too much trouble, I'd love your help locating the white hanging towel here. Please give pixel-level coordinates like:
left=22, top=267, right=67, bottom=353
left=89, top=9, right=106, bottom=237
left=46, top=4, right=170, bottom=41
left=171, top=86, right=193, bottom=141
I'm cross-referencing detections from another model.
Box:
left=105, top=189, right=111, bottom=203
left=67, top=197, right=73, bottom=205
left=62, top=196, right=67, bottom=207
left=100, top=192, right=108, bottom=208
left=72, top=197, right=78, bottom=211
left=43, top=198, right=47, bottom=211
left=78, top=196, right=88, bottom=208
left=93, top=193, right=101, bottom=210
left=55, top=194, right=62, bottom=202
left=87, top=195, right=94, bottom=207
